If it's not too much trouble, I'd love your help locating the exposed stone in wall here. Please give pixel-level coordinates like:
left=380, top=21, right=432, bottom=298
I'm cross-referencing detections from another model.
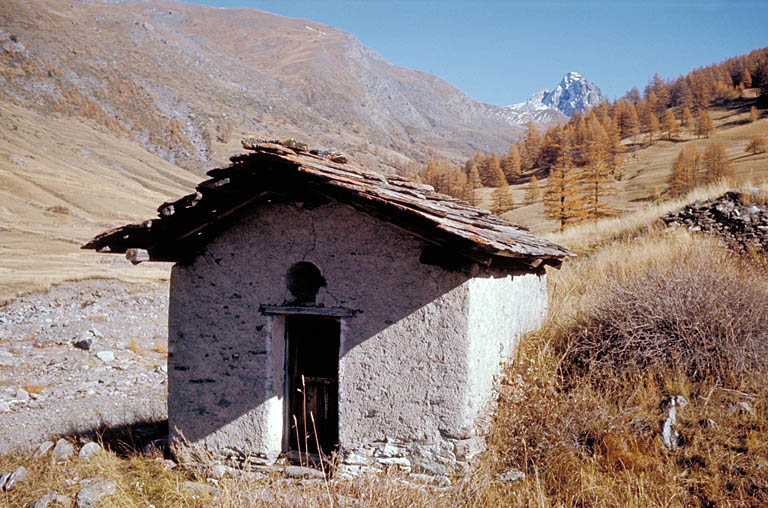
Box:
left=337, top=434, right=486, bottom=476
left=661, top=189, right=768, bottom=253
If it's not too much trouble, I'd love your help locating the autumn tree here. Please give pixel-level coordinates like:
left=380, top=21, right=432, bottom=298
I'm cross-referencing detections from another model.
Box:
left=580, top=149, right=618, bottom=220
left=485, top=153, right=507, bottom=188
left=661, top=110, right=679, bottom=140
left=703, top=139, right=732, bottom=183
left=696, top=110, right=715, bottom=138
left=741, top=68, right=753, bottom=88
left=466, top=163, right=481, bottom=205
left=682, top=106, right=695, bottom=129
left=522, top=121, right=542, bottom=170
left=491, top=186, right=514, bottom=215
left=640, top=104, right=659, bottom=144
left=524, top=176, right=540, bottom=205
left=543, top=133, right=583, bottom=229
left=667, top=145, right=702, bottom=197
left=745, top=133, right=767, bottom=154
left=749, top=106, right=759, bottom=123
left=501, top=145, right=522, bottom=183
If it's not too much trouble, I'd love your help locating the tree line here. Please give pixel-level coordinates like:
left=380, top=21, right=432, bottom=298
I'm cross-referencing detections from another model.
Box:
left=418, top=46, right=768, bottom=229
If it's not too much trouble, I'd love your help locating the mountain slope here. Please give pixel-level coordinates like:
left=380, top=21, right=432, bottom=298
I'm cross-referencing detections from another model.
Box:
left=0, top=0, right=523, bottom=173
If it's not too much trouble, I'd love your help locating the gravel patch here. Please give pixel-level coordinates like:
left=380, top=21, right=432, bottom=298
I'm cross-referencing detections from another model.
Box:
left=0, top=279, right=168, bottom=454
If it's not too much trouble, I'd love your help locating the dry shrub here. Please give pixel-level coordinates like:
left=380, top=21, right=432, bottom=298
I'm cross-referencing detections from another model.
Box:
left=489, top=232, right=768, bottom=507
left=563, top=245, right=768, bottom=383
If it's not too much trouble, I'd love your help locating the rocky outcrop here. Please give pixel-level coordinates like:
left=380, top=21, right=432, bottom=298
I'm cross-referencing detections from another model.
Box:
left=661, top=189, right=768, bottom=252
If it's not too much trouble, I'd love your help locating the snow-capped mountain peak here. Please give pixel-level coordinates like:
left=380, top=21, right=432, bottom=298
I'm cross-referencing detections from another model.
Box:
left=499, top=72, right=605, bottom=126
left=542, top=71, right=604, bottom=116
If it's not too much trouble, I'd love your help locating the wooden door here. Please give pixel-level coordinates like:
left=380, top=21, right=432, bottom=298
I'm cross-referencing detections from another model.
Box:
left=285, top=315, right=340, bottom=457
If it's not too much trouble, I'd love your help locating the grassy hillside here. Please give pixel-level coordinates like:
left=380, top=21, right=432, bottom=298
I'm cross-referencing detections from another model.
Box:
left=0, top=98, right=200, bottom=303
left=493, top=97, right=768, bottom=234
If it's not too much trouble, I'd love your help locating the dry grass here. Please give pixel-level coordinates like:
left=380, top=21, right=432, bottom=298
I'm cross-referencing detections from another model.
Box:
left=0, top=98, right=195, bottom=303
left=543, top=180, right=768, bottom=254
left=487, top=229, right=768, bottom=507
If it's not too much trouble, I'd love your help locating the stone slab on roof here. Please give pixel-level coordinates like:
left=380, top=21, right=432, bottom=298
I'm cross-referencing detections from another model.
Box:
left=83, top=140, right=572, bottom=267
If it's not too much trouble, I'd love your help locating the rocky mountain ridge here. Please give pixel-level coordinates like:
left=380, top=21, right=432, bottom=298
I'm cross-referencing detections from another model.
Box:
left=501, top=71, right=605, bottom=124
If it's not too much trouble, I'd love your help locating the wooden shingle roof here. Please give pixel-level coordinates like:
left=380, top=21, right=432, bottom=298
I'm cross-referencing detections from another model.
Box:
left=83, top=140, right=572, bottom=268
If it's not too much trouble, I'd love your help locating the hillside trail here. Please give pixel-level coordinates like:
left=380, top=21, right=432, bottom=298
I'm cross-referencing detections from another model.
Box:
left=0, top=279, right=168, bottom=454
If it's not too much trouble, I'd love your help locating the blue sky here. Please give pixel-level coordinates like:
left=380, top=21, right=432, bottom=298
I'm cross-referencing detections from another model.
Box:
left=191, top=0, right=768, bottom=106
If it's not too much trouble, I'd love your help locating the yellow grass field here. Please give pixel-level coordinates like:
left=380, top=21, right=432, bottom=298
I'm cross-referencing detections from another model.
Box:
left=0, top=99, right=201, bottom=303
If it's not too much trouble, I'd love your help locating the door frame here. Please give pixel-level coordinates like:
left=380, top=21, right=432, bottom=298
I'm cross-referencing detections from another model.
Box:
left=283, top=314, right=340, bottom=457
left=261, top=305, right=352, bottom=459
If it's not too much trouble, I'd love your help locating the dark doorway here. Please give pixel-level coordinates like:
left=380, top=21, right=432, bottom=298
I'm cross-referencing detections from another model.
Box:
left=285, top=315, right=340, bottom=457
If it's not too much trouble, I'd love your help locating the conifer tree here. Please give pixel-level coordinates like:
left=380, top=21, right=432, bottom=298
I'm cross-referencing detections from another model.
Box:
left=703, top=139, right=732, bottom=183
left=543, top=133, right=582, bottom=230
left=522, top=121, right=542, bottom=170
left=486, top=153, right=507, bottom=188
left=749, top=106, right=759, bottom=123
left=579, top=122, right=618, bottom=221
left=524, top=176, right=540, bottom=205
left=643, top=107, right=659, bottom=144
left=745, top=133, right=767, bottom=154
left=741, top=68, right=753, bottom=88
left=627, top=103, right=640, bottom=143
left=450, top=168, right=469, bottom=201
left=682, top=107, right=695, bottom=129
left=667, top=145, right=702, bottom=197
left=467, top=163, right=481, bottom=206
left=661, top=110, right=679, bottom=140
left=501, top=145, right=522, bottom=183
left=572, top=114, right=589, bottom=163
left=421, top=158, right=439, bottom=187
left=539, top=127, right=560, bottom=170
left=491, top=186, right=514, bottom=215
left=625, top=86, right=641, bottom=104
left=696, top=110, right=715, bottom=138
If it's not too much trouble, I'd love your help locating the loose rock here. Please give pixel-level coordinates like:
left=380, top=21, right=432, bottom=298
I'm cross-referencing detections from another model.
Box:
left=181, top=480, right=219, bottom=497
left=72, top=337, right=93, bottom=351
left=51, top=438, right=75, bottom=459
left=284, top=465, right=325, bottom=479
left=32, top=440, right=54, bottom=457
left=0, top=472, right=10, bottom=491
left=661, top=189, right=768, bottom=253
left=96, top=351, right=115, bottom=363
left=207, top=463, right=236, bottom=479
left=78, top=441, right=102, bottom=459
left=1, top=465, right=27, bottom=491
left=76, top=479, right=117, bottom=508
left=498, top=468, right=526, bottom=483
